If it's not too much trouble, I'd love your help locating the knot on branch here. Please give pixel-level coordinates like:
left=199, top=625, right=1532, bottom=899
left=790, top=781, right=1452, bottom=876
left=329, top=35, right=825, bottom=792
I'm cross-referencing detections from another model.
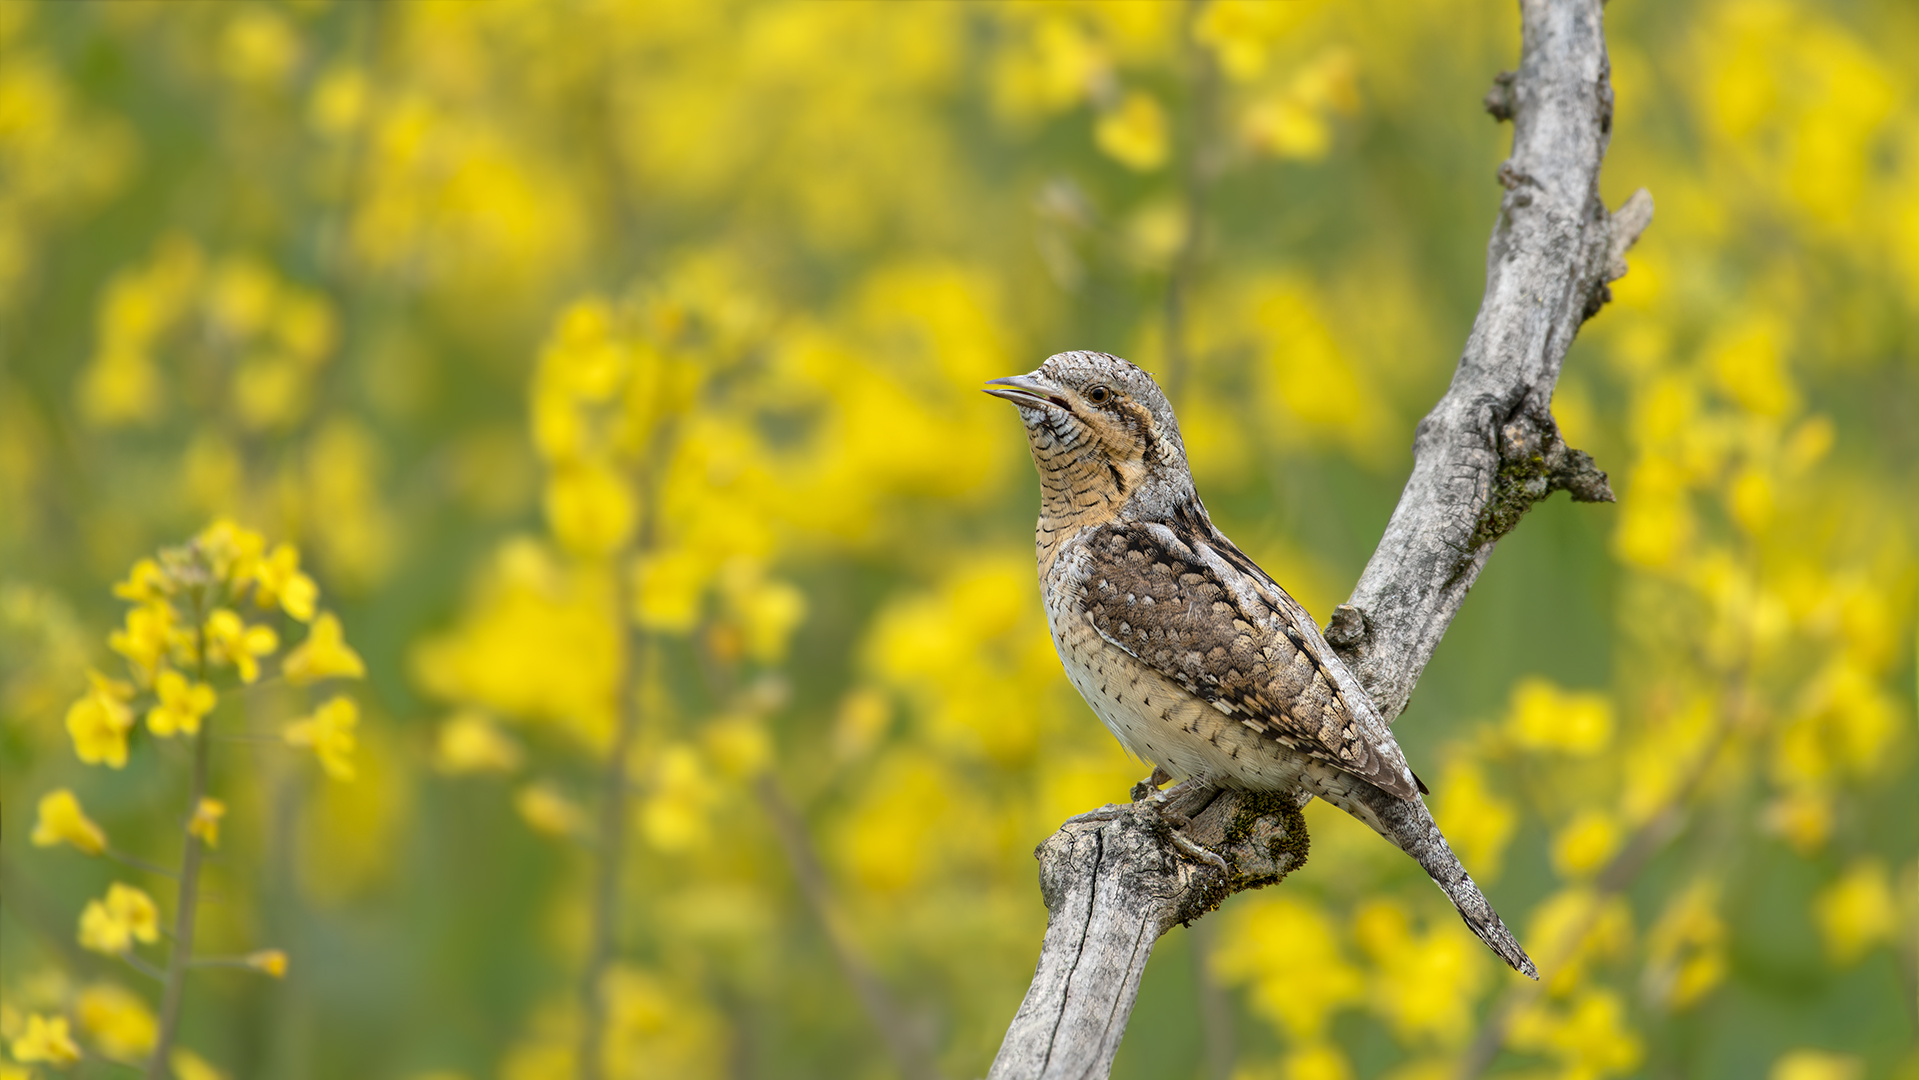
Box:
left=1468, top=415, right=1615, bottom=549
left=1484, top=70, right=1517, bottom=122
left=1324, top=602, right=1372, bottom=674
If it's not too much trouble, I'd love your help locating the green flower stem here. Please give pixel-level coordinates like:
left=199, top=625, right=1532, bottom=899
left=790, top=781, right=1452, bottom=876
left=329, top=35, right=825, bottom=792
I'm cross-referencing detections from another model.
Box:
left=147, top=611, right=215, bottom=1080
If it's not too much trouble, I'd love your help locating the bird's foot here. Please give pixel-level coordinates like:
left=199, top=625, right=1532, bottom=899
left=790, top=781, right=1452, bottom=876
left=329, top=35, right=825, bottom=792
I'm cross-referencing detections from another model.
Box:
left=1139, top=773, right=1230, bottom=876
left=1137, top=773, right=1215, bottom=814
left=1129, top=765, right=1173, bottom=803
left=1163, top=825, right=1230, bottom=876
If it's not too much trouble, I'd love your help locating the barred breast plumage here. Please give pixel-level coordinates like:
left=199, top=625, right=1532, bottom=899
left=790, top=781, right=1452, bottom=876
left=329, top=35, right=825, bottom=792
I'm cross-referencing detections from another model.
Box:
left=988, top=349, right=1537, bottom=979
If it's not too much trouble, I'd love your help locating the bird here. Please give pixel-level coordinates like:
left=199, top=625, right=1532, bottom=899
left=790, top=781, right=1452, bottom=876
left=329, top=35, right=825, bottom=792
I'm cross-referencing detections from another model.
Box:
left=985, top=349, right=1537, bottom=979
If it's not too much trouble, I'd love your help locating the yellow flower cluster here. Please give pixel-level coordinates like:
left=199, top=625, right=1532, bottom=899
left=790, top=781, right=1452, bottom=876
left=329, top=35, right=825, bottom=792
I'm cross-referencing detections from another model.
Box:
left=66, top=520, right=362, bottom=778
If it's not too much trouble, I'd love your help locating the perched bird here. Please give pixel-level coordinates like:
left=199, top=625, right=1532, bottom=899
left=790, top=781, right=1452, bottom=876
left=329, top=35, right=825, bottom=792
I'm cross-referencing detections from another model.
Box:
left=986, top=350, right=1536, bottom=979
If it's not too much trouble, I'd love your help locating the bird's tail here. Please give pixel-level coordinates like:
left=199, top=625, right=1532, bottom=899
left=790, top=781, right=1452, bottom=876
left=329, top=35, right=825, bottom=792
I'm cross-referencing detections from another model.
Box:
left=1345, top=780, right=1538, bottom=979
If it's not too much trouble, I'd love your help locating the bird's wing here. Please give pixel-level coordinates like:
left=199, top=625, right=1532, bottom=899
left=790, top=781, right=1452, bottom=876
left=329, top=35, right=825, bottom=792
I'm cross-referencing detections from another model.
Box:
left=1077, top=517, right=1420, bottom=800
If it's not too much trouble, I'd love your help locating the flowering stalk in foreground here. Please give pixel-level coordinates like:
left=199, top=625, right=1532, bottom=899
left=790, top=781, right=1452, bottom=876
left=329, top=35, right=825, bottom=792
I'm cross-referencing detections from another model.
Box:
left=29, top=520, right=365, bottom=1076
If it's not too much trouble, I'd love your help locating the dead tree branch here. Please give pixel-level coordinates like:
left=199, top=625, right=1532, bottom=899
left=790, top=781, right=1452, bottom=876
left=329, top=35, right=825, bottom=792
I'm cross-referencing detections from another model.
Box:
left=988, top=1, right=1649, bottom=1077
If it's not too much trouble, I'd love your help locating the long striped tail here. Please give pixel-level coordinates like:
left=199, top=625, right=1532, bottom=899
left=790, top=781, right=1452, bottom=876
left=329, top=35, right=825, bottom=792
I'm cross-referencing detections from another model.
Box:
left=1342, top=780, right=1538, bottom=979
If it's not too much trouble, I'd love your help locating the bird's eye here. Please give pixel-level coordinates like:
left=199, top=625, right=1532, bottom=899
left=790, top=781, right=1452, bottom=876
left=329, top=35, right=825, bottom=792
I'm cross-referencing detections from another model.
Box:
left=1085, top=384, right=1113, bottom=406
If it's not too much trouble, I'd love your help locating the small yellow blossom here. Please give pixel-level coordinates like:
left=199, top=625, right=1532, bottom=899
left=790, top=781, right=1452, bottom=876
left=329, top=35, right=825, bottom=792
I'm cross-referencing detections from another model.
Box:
left=111, top=558, right=172, bottom=603
left=515, top=782, right=588, bottom=838
left=9, top=1013, right=82, bottom=1066
left=1429, top=759, right=1517, bottom=883
left=171, top=1047, right=229, bottom=1080
left=1528, top=887, right=1634, bottom=994
left=283, top=612, right=365, bottom=685
left=204, top=608, right=277, bottom=684
left=244, top=949, right=289, bottom=978
left=108, top=602, right=177, bottom=683
left=77, top=883, right=161, bottom=956
left=1762, top=789, right=1833, bottom=855
left=75, top=982, right=156, bottom=1059
left=1282, top=1042, right=1354, bottom=1080
left=146, top=669, right=217, bottom=737
left=1770, top=1049, right=1863, bottom=1080
left=195, top=519, right=267, bottom=583
left=1507, top=677, right=1614, bottom=756
left=31, top=788, right=108, bottom=855
left=284, top=695, right=359, bottom=780
left=66, top=670, right=137, bottom=768
left=188, top=797, right=226, bottom=848
left=1094, top=91, right=1168, bottom=171
left=251, top=542, right=317, bottom=621
left=703, top=715, right=772, bottom=780
left=432, top=712, right=524, bottom=775
left=1508, top=989, right=1643, bottom=1079
left=1813, top=859, right=1896, bottom=965
left=642, top=745, right=719, bottom=851
left=1551, top=810, right=1622, bottom=880
left=545, top=459, right=637, bottom=556
left=719, top=560, right=807, bottom=662
left=1352, top=900, right=1486, bottom=1046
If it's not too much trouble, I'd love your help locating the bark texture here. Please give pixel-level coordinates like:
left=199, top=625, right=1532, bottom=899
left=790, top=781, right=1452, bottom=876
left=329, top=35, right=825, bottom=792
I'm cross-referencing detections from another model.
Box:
left=990, top=1, right=1650, bottom=1076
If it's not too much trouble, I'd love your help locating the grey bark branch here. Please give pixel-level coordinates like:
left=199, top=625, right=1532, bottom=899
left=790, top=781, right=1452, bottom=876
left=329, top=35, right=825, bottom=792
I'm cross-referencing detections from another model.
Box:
left=990, top=1, right=1646, bottom=1077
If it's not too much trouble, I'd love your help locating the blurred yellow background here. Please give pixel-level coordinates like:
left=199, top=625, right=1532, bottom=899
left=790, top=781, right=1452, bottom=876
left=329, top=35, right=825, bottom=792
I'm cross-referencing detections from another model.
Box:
left=1, top=2, right=1914, bottom=1079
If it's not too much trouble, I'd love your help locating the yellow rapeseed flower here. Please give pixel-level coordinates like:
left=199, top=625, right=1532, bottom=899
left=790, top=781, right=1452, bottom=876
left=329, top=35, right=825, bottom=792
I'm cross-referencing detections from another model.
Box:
left=432, top=712, right=524, bottom=775
left=251, top=542, right=317, bottom=621
left=545, top=459, right=638, bottom=556
left=244, top=949, right=288, bottom=978
left=1094, top=91, right=1168, bottom=171
left=1213, top=896, right=1365, bottom=1041
left=1352, top=900, right=1487, bottom=1047
left=108, top=602, right=177, bottom=683
left=204, top=608, right=277, bottom=684
left=66, top=670, right=137, bottom=768
left=1506, top=677, right=1615, bottom=756
left=703, top=715, right=772, bottom=780
left=515, top=782, right=589, bottom=838
left=111, top=557, right=172, bottom=603
left=1770, top=1049, right=1864, bottom=1080
left=171, top=1047, right=230, bottom=1080
left=75, top=982, right=157, bottom=1059
left=195, top=518, right=267, bottom=583
left=1528, top=887, right=1634, bottom=995
left=77, top=883, right=160, bottom=955
left=284, top=695, right=359, bottom=780
left=641, top=745, right=719, bottom=852
left=1282, top=1042, right=1355, bottom=1080
left=1429, top=759, right=1517, bottom=883
left=283, top=612, right=365, bottom=685
left=719, top=560, right=807, bottom=662
left=1762, top=789, right=1834, bottom=855
left=9, top=1013, right=82, bottom=1065
left=1551, top=810, right=1622, bottom=880
left=1508, top=989, right=1643, bottom=1079
left=1812, top=859, right=1896, bottom=965
left=188, top=797, right=226, bottom=848
left=1645, top=878, right=1727, bottom=1011
left=146, top=669, right=217, bottom=737
left=30, top=788, right=108, bottom=855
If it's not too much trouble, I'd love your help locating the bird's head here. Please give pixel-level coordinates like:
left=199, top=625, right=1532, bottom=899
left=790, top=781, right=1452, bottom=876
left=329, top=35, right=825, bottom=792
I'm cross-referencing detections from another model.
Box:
left=983, top=351, right=1195, bottom=518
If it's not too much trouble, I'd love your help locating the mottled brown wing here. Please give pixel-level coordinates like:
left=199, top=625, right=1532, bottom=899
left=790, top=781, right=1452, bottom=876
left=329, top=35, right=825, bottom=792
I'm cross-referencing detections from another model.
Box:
left=1078, top=520, right=1419, bottom=800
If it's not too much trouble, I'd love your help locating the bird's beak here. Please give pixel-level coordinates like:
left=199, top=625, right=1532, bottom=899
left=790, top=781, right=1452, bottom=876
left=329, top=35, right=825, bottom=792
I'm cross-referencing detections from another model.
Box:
left=982, top=374, right=1068, bottom=411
